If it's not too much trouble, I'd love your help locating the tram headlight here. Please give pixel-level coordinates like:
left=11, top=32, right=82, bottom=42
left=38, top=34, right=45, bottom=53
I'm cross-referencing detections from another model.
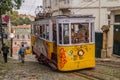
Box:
left=78, top=50, right=84, bottom=56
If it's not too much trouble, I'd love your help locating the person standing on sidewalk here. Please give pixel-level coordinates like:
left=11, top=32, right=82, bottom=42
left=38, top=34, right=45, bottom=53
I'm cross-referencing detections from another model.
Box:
left=1, top=43, right=9, bottom=63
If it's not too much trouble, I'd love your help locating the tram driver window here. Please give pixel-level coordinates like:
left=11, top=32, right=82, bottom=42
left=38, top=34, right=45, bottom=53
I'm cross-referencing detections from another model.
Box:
left=71, top=23, right=89, bottom=44
left=58, top=24, right=62, bottom=44
left=53, top=24, right=56, bottom=41
left=63, top=24, right=69, bottom=44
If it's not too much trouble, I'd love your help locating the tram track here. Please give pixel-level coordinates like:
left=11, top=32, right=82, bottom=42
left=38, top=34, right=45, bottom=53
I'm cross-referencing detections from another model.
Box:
left=88, top=69, right=120, bottom=79
left=71, top=72, right=104, bottom=80
left=71, top=68, right=120, bottom=80
left=68, top=60, right=120, bottom=80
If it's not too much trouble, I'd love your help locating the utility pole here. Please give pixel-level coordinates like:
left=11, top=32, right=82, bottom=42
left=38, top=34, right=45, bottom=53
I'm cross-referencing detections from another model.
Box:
left=0, top=8, right=4, bottom=47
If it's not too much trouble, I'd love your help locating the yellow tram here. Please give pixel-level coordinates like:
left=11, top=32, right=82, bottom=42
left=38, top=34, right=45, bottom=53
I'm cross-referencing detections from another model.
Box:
left=31, top=15, right=95, bottom=71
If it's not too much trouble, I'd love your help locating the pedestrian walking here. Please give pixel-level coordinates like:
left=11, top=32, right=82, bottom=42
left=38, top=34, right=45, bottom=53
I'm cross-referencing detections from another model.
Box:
left=1, top=43, right=9, bottom=63
left=19, top=44, right=26, bottom=63
left=18, top=48, right=21, bottom=61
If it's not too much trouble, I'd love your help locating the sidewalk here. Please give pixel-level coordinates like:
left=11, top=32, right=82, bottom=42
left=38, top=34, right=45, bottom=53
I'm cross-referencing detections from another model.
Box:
left=96, top=55, right=120, bottom=63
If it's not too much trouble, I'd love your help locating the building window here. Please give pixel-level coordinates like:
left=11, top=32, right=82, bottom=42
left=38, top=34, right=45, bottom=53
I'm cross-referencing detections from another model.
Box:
left=108, top=15, right=111, bottom=24
left=28, top=34, right=30, bottom=39
left=14, top=35, right=17, bottom=39
left=14, top=42, right=17, bottom=45
left=115, top=15, right=120, bottom=23
left=22, top=35, right=25, bottom=39
left=64, top=0, right=70, bottom=4
left=17, top=34, right=19, bottom=39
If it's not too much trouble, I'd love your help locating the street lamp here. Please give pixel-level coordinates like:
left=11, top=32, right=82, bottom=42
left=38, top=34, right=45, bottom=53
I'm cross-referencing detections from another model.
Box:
left=9, top=33, right=14, bottom=57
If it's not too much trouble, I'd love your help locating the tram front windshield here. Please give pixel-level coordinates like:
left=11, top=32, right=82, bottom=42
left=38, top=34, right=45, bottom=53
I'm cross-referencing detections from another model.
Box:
left=58, top=23, right=90, bottom=45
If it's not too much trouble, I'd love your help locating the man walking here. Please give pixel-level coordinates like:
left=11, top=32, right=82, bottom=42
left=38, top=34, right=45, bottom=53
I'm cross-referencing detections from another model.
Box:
left=19, top=44, right=26, bottom=63
left=1, top=43, right=9, bottom=63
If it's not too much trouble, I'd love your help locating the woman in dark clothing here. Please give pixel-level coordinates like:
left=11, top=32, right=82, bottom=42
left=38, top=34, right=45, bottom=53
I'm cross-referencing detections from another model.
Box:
left=1, top=43, right=9, bottom=63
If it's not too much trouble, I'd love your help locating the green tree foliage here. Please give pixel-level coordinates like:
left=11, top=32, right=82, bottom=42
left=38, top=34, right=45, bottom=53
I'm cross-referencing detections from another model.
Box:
left=10, top=11, right=32, bottom=26
left=0, top=0, right=24, bottom=14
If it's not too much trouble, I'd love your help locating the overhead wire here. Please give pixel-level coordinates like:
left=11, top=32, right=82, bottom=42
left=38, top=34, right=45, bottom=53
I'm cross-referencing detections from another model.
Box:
left=73, top=0, right=99, bottom=13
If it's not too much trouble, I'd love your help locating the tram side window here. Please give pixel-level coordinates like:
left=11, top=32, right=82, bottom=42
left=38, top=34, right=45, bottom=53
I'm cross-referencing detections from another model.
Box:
left=34, top=25, right=37, bottom=35
left=46, top=24, right=49, bottom=40
left=63, top=24, right=69, bottom=44
left=43, top=25, right=46, bottom=38
left=31, top=25, right=34, bottom=35
left=33, top=25, right=35, bottom=35
left=53, top=24, right=56, bottom=41
left=71, top=23, right=89, bottom=44
left=38, top=26, right=40, bottom=35
left=37, top=26, right=39, bottom=35
left=58, top=24, right=62, bottom=44
left=40, top=26, right=42, bottom=37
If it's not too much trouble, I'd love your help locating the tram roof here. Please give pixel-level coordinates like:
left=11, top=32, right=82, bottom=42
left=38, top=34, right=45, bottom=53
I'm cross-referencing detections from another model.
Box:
left=35, top=15, right=94, bottom=20
left=51, top=15, right=94, bottom=18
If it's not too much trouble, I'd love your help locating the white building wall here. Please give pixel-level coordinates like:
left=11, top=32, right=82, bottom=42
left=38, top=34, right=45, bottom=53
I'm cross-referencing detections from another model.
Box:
left=43, top=0, right=120, bottom=32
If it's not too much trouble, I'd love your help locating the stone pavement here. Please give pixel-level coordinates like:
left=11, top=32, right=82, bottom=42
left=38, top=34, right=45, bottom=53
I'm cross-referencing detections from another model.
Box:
left=11, top=53, right=120, bottom=63
left=96, top=54, right=120, bottom=62
left=11, top=54, right=36, bottom=62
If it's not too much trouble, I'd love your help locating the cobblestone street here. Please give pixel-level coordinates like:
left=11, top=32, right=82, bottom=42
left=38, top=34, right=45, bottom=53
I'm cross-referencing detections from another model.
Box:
left=0, top=54, right=120, bottom=80
left=0, top=54, right=87, bottom=80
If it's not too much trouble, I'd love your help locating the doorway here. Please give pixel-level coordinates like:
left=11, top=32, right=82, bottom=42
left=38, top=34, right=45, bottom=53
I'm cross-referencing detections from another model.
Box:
left=113, top=25, right=120, bottom=56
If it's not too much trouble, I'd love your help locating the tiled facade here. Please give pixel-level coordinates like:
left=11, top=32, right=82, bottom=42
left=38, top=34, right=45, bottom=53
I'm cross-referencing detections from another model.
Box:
left=12, top=25, right=31, bottom=54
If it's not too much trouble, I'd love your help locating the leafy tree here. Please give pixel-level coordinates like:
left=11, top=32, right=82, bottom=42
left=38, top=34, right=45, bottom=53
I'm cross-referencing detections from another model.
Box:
left=0, top=0, right=24, bottom=47
left=9, top=11, right=19, bottom=21
left=10, top=12, right=32, bottom=26
left=24, top=17, right=31, bottom=24
left=0, top=0, right=24, bottom=14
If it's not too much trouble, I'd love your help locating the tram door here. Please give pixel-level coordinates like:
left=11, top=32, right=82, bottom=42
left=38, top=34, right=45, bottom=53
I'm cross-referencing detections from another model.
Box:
left=113, top=25, right=120, bottom=56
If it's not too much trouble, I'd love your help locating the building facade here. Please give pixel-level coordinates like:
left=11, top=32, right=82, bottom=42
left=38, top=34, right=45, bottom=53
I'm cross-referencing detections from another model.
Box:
left=108, top=8, right=120, bottom=56
left=42, top=0, right=120, bottom=57
left=43, top=0, right=120, bottom=32
left=12, top=25, right=31, bottom=54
